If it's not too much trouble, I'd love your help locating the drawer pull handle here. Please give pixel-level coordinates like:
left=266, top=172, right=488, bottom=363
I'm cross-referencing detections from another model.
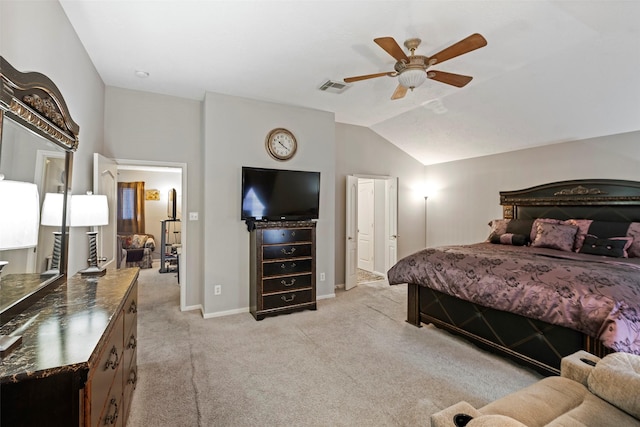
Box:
left=129, top=300, right=137, bottom=314
left=104, top=398, right=119, bottom=425
left=280, top=262, right=296, bottom=269
left=281, top=278, right=296, bottom=287
left=128, top=334, right=137, bottom=350
left=281, top=247, right=296, bottom=255
left=128, top=369, right=138, bottom=387
left=281, top=294, right=296, bottom=303
left=104, top=346, right=120, bottom=370
left=291, top=231, right=296, bottom=237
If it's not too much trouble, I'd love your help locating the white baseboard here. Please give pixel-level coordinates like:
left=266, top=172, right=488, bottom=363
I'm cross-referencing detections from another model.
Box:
left=317, top=293, right=335, bottom=300
left=202, top=307, right=249, bottom=319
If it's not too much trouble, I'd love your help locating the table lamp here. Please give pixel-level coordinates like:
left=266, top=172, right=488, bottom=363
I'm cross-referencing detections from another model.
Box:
left=0, top=175, right=40, bottom=280
left=70, top=192, right=108, bottom=276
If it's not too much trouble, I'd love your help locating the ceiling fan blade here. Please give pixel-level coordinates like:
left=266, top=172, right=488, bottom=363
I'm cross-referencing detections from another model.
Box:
left=391, top=85, right=408, bottom=100
left=374, top=37, right=409, bottom=62
left=427, top=70, right=473, bottom=87
left=344, top=72, right=392, bottom=83
left=429, top=33, right=487, bottom=65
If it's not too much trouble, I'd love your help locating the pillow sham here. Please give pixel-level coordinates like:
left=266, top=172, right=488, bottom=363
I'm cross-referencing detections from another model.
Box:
left=562, top=219, right=593, bottom=252
left=626, top=222, right=640, bottom=258
left=531, top=222, right=578, bottom=252
left=529, top=218, right=562, bottom=242
left=487, top=219, right=510, bottom=240
left=489, top=233, right=529, bottom=246
left=579, top=235, right=633, bottom=258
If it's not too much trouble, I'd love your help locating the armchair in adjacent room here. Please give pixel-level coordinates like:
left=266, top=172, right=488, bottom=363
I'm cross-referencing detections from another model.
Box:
left=117, top=233, right=156, bottom=269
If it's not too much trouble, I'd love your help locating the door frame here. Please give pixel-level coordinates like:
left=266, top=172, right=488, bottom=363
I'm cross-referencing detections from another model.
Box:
left=115, top=158, right=189, bottom=311
left=345, top=174, right=398, bottom=290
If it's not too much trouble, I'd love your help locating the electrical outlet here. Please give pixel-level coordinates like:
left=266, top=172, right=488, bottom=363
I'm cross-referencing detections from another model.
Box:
left=189, top=212, right=199, bottom=221
left=214, top=285, right=221, bottom=295
left=320, top=272, right=325, bottom=281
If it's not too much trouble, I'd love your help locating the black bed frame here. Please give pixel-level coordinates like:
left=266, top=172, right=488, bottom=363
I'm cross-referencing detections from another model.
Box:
left=406, top=179, right=640, bottom=376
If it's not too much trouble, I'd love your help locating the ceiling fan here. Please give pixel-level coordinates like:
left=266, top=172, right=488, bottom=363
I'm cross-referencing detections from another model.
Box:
left=344, top=33, right=487, bottom=100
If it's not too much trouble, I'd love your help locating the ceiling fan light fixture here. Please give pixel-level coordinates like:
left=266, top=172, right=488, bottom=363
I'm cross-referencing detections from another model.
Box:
left=398, top=68, right=426, bottom=90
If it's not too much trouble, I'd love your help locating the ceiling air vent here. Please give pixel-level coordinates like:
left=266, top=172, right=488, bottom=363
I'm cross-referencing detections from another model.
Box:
left=318, top=79, right=350, bottom=94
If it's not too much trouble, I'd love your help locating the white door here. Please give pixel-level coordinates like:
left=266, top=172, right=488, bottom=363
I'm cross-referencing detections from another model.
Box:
left=357, top=179, right=375, bottom=271
left=384, top=177, right=398, bottom=272
left=345, top=175, right=358, bottom=290
left=93, top=153, right=118, bottom=270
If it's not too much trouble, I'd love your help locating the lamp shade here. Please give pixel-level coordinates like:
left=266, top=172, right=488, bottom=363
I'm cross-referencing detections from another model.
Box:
left=41, top=192, right=67, bottom=226
left=70, top=194, right=108, bottom=227
left=398, top=68, right=427, bottom=89
left=0, top=179, right=40, bottom=250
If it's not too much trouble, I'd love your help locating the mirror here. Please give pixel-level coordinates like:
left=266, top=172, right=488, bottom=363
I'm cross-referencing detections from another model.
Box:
left=0, top=56, right=78, bottom=323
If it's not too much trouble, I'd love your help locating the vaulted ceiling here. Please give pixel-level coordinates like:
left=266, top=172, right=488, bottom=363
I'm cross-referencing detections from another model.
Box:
left=60, top=1, right=640, bottom=165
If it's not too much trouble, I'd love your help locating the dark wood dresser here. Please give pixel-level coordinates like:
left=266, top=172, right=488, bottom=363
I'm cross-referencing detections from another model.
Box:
left=0, top=268, right=139, bottom=427
left=249, top=221, right=317, bottom=320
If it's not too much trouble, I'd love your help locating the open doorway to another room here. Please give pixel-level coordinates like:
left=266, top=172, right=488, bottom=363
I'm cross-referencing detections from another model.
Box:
left=345, top=175, right=398, bottom=290
left=116, top=165, right=182, bottom=280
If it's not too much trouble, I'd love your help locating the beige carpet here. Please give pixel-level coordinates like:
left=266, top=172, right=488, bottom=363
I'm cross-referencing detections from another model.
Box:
left=127, top=266, right=541, bottom=426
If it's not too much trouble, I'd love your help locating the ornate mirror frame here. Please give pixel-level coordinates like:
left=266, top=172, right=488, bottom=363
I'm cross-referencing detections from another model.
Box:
left=0, top=56, right=78, bottom=323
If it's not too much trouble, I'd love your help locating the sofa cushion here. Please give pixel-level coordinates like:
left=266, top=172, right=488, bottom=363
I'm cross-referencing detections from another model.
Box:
left=481, top=376, right=588, bottom=427
left=130, top=234, right=148, bottom=249
left=545, top=391, right=640, bottom=427
left=588, top=352, right=640, bottom=419
left=468, top=415, right=526, bottom=427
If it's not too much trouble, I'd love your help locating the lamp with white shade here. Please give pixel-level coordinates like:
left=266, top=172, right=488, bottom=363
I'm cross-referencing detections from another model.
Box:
left=0, top=175, right=40, bottom=279
left=70, top=192, right=109, bottom=276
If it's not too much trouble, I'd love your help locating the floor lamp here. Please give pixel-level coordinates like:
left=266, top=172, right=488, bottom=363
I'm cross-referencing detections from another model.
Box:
left=0, top=176, right=40, bottom=356
left=71, top=192, right=109, bottom=277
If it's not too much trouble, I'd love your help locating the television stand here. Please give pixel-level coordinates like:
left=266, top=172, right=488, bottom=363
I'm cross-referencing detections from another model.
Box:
left=249, top=220, right=317, bottom=320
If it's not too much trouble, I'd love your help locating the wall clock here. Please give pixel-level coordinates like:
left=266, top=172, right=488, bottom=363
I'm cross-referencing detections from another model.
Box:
left=265, top=128, right=297, bottom=161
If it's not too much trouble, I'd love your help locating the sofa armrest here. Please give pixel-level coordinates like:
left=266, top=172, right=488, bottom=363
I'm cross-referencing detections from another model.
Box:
left=431, top=401, right=481, bottom=427
left=560, top=350, right=600, bottom=387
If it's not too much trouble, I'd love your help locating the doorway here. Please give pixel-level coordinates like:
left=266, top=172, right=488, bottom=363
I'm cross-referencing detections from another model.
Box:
left=94, top=155, right=188, bottom=310
left=345, top=175, right=398, bottom=290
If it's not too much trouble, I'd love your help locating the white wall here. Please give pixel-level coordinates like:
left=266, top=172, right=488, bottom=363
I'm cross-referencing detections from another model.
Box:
left=204, top=92, right=336, bottom=316
left=1, top=0, right=105, bottom=275
left=425, top=130, right=640, bottom=247
left=335, top=123, right=426, bottom=284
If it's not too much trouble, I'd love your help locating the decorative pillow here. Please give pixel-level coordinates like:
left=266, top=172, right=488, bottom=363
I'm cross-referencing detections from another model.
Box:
left=587, top=221, right=631, bottom=239
left=529, top=218, right=562, bottom=243
left=626, top=222, right=640, bottom=258
left=122, top=235, right=133, bottom=248
left=505, top=219, right=534, bottom=238
left=579, top=235, right=633, bottom=258
left=562, top=219, right=593, bottom=252
left=588, top=352, right=640, bottom=419
left=489, top=233, right=529, bottom=246
left=487, top=219, right=511, bottom=241
left=531, top=222, right=578, bottom=252
left=130, top=234, right=148, bottom=249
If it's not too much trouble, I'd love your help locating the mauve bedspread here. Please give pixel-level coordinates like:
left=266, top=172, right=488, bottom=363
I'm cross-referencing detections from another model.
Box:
left=387, top=243, right=640, bottom=354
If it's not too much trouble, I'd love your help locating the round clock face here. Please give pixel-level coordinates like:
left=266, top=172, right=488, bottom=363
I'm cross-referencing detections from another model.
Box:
left=266, top=128, right=297, bottom=161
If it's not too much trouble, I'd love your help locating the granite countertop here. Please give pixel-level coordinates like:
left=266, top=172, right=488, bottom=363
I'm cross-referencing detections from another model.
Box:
left=0, top=268, right=139, bottom=384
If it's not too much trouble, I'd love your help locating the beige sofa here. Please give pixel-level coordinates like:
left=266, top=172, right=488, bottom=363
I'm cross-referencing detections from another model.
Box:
left=431, top=350, right=640, bottom=427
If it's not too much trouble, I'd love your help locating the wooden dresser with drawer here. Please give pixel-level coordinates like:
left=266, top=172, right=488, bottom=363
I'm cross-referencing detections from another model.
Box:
left=0, top=268, right=139, bottom=427
left=249, top=221, right=317, bottom=320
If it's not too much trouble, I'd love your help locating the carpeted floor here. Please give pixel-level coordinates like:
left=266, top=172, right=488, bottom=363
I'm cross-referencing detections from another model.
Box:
left=127, top=265, right=541, bottom=426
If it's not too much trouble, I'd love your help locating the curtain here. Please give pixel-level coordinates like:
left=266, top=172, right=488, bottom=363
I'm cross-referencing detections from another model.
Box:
left=117, top=181, right=145, bottom=233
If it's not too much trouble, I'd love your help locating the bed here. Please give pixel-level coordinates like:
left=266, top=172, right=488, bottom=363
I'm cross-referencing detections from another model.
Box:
left=387, top=179, right=640, bottom=376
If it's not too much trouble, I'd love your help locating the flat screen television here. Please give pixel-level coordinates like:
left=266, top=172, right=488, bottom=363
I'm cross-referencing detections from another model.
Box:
left=168, top=188, right=177, bottom=219
left=241, top=166, right=320, bottom=221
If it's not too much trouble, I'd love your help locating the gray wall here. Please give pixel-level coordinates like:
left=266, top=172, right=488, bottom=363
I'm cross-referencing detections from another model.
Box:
left=203, top=92, right=336, bottom=316
left=335, top=123, right=426, bottom=285
left=425, top=130, right=640, bottom=247
left=104, top=87, right=203, bottom=308
left=1, top=0, right=106, bottom=275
